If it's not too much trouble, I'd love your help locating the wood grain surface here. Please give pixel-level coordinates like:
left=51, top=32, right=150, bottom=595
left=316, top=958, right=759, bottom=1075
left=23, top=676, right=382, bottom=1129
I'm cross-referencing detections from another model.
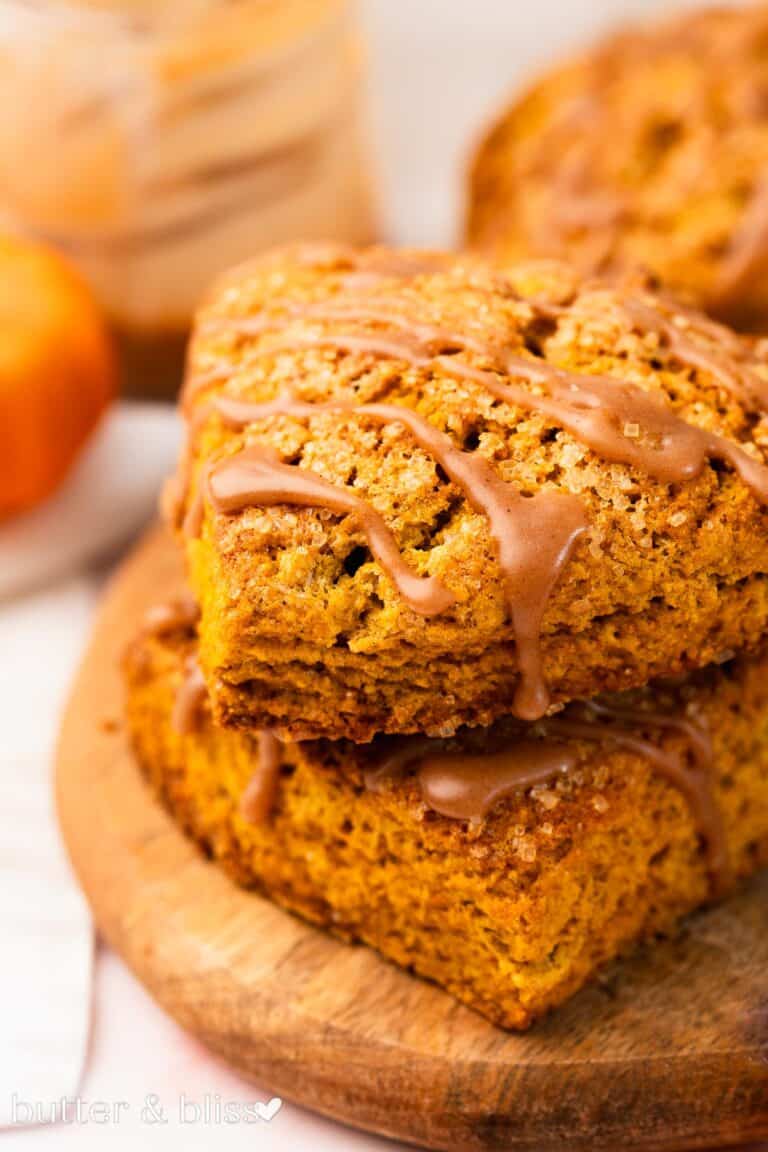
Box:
left=56, top=528, right=768, bottom=1152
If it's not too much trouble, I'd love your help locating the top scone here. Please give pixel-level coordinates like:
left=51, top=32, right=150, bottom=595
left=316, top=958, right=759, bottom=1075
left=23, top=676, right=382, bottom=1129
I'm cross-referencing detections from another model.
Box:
left=173, top=243, right=768, bottom=742
left=467, top=3, right=768, bottom=331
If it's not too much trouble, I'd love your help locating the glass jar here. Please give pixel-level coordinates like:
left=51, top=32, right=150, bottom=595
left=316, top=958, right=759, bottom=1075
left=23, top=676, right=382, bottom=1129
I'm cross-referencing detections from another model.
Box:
left=0, top=1, right=376, bottom=395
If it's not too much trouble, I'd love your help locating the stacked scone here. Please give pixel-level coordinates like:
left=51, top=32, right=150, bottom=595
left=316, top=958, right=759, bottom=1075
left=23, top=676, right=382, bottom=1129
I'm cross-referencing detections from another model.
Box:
left=467, top=2, right=768, bottom=331
left=125, top=244, right=768, bottom=1029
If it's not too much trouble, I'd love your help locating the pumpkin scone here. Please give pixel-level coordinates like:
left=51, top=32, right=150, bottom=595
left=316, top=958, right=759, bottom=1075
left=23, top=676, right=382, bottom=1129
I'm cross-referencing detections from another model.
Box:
left=124, top=611, right=768, bottom=1030
left=171, top=244, right=768, bottom=742
left=467, top=3, right=768, bottom=331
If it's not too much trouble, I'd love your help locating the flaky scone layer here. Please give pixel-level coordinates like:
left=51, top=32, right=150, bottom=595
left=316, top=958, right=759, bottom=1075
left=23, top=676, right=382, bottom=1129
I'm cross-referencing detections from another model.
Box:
left=467, top=4, right=768, bottom=330
left=124, top=623, right=768, bottom=1030
left=176, top=244, right=768, bottom=740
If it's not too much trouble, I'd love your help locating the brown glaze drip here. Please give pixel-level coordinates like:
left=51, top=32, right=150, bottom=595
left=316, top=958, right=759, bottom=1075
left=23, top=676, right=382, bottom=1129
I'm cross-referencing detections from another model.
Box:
left=170, top=652, right=283, bottom=821
left=200, top=301, right=476, bottom=358
left=366, top=697, right=727, bottom=892
left=366, top=737, right=578, bottom=823
left=283, top=301, right=768, bottom=493
left=475, top=0, right=768, bottom=318
left=141, top=590, right=200, bottom=638
left=709, top=175, right=768, bottom=317
left=531, top=96, right=624, bottom=272
left=181, top=287, right=768, bottom=717
left=181, top=455, right=218, bottom=540
left=206, top=445, right=455, bottom=617
left=201, top=285, right=768, bottom=412
left=619, top=296, right=768, bottom=411
left=240, top=731, right=283, bottom=823
left=539, top=701, right=727, bottom=889
left=474, top=7, right=768, bottom=310
left=214, top=393, right=586, bottom=719
left=206, top=300, right=768, bottom=502
left=536, top=286, right=768, bottom=410
left=449, top=352, right=768, bottom=500
left=185, top=251, right=454, bottom=406
left=180, top=360, right=232, bottom=417
left=418, top=743, right=576, bottom=822
left=172, top=655, right=208, bottom=735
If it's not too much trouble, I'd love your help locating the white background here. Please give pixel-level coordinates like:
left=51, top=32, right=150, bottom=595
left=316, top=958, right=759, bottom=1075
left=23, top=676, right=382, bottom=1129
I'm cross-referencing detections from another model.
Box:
left=3, top=2, right=764, bottom=1151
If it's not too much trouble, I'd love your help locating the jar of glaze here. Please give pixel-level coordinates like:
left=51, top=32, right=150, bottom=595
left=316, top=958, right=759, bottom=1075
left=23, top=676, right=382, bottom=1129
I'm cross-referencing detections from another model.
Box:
left=0, top=0, right=377, bottom=395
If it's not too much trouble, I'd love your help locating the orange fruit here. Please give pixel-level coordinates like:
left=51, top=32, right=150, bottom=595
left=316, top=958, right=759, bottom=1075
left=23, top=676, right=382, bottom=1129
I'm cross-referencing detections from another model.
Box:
left=0, top=234, right=116, bottom=518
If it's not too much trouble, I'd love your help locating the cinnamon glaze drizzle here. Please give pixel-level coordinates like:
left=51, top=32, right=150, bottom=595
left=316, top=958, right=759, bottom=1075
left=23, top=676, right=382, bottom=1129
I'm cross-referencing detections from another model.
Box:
left=167, top=657, right=285, bottom=822
left=208, top=445, right=454, bottom=618
left=240, top=730, right=282, bottom=823
left=212, top=394, right=586, bottom=719
left=365, top=698, right=727, bottom=892
left=141, top=589, right=200, bottom=637
left=171, top=654, right=208, bottom=735
left=709, top=175, right=768, bottom=316
left=589, top=294, right=768, bottom=412
left=489, top=8, right=768, bottom=322
left=208, top=302, right=768, bottom=497
left=180, top=267, right=768, bottom=718
left=156, top=252, right=740, bottom=890
left=164, top=633, right=726, bottom=890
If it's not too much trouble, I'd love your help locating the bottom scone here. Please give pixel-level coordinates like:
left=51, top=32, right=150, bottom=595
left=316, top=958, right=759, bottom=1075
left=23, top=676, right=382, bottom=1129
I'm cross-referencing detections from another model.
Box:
left=124, top=622, right=768, bottom=1030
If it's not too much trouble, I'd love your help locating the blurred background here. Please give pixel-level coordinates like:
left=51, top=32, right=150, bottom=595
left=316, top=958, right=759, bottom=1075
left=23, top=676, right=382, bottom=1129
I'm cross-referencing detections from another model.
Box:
left=3, top=3, right=764, bottom=1150
left=0, top=0, right=699, bottom=403
left=363, top=0, right=675, bottom=246
left=0, top=0, right=695, bottom=591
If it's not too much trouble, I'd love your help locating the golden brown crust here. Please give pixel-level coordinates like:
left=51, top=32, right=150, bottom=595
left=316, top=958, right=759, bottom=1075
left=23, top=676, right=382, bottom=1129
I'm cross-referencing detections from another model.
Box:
left=124, top=623, right=768, bottom=1030
left=176, top=244, right=768, bottom=740
left=467, top=4, right=768, bottom=330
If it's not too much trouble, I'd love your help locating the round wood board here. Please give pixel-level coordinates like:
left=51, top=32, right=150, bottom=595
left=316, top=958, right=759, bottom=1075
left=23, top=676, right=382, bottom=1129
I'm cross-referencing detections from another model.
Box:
left=56, top=528, right=768, bottom=1152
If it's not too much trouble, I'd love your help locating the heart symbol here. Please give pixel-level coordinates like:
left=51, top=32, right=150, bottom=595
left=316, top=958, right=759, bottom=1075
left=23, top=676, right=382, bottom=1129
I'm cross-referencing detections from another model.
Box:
left=256, top=1097, right=282, bottom=1122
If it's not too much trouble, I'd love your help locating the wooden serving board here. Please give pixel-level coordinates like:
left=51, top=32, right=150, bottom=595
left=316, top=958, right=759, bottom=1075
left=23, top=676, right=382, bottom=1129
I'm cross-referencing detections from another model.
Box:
left=57, top=529, right=768, bottom=1152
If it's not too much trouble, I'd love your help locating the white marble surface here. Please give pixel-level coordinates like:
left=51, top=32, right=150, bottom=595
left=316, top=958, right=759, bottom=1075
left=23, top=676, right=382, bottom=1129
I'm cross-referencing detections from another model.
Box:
left=0, top=1, right=763, bottom=1150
